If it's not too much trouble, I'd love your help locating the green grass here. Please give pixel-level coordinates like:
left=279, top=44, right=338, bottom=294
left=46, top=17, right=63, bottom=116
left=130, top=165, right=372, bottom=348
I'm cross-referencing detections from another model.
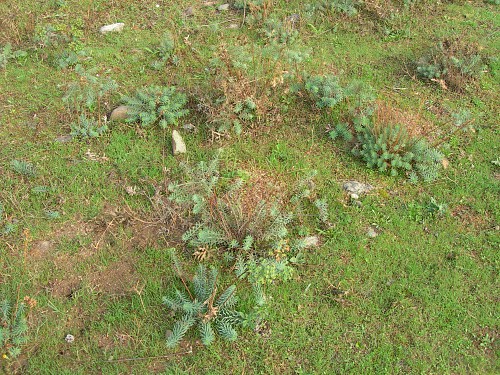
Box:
left=1, top=0, right=499, bottom=373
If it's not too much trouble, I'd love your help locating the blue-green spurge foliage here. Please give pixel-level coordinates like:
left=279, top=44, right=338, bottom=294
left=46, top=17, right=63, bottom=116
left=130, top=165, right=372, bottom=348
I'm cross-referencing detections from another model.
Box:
left=1, top=300, right=28, bottom=360
left=123, top=86, right=189, bottom=129
left=163, top=250, right=242, bottom=347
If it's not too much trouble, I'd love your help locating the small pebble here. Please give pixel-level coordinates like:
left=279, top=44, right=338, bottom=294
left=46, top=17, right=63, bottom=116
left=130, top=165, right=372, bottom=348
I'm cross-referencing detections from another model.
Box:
left=366, top=227, right=378, bottom=238
left=350, top=193, right=359, bottom=200
left=65, top=334, right=75, bottom=343
left=182, top=123, right=196, bottom=132
left=218, top=3, right=230, bottom=11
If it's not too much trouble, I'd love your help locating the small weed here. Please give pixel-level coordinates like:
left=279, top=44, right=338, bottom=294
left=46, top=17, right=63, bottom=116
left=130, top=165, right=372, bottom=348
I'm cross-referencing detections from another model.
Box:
left=52, top=49, right=83, bottom=70
left=10, top=160, right=36, bottom=178
left=167, top=154, right=325, bottom=287
left=62, top=64, right=118, bottom=114
left=302, top=74, right=345, bottom=109
left=353, top=118, right=443, bottom=182
left=200, top=40, right=308, bottom=135
left=407, top=197, right=447, bottom=223
left=70, top=113, right=108, bottom=139
left=306, top=0, right=361, bottom=17
left=148, top=32, right=179, bottom=70
left=0, top=43, right=26, bottom=70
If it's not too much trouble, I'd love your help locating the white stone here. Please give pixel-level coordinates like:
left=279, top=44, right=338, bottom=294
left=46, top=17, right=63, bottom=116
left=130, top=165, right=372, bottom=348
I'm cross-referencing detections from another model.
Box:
left=65, top=334, right=75, bottom=343
left=99, top=23, right=125, bottom=34
left=218, top=3, right=230, bottom=11
left=172, top=130, right=186, bottom=155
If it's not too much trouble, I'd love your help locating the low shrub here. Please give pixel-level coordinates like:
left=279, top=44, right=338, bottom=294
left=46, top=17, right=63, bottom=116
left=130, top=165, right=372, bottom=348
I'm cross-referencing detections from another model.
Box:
left=327, top=102, right=444, bottom=182
left=354, top=121, right=443, bottom=182
left=416, top=38, right=487, bottom=91
left=168, top=153, right=327, bottom=282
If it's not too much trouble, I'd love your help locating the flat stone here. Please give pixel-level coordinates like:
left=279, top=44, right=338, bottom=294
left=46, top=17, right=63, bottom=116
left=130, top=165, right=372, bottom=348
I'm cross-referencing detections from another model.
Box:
left=32, top=240, right=53, bottom=258
left=99, top=23, right=125, bottom=34
left=218, top=3, right=230, bottom=11
left=55, top=135, right=73, bottom=143
left=109, top=105, right=129, bottom=121
left=343, top=181, right=374, bottom=196
left=172, top=130, right=186, bottom=155
left=302, top=236, right=320, bottom=248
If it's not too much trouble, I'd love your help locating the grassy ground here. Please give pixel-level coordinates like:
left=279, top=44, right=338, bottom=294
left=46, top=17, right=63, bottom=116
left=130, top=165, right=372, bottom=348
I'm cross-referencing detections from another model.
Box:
left=1, top=0, right=499, bottom=374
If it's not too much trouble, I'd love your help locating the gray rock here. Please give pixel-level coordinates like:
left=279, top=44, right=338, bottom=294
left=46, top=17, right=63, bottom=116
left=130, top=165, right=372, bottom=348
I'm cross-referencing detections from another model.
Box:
left=350, top=193, right=359, bottom=200
left=172, top=130, right=186, bottom=155
left=109, top=105, right=129, bottom=121
left=55, top=135, right=73, bottom=143
left=228, top=23, right=239, bottom=29
left=218, top=3, right=230, bottom=11
left=99, top=23, right=125, bottom=34
left=343, top=181, right=374, bottom=196
left=366, top=226, right=378, bottom=238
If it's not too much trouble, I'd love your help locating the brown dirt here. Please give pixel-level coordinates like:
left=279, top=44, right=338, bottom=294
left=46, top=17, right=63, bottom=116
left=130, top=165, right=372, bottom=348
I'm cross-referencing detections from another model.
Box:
left=34, top=203, right=165, bottom=299
left=49, top=276, right=82, bottom=299
left=239, top=165, right=289, bottom=211
left=471, top=326, right=499, bottom=359
left=451, top=204, right=491, bottom=231
left=88, top=259, right=137, bottom=295
left=372, top=100, right=436, bottom=140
